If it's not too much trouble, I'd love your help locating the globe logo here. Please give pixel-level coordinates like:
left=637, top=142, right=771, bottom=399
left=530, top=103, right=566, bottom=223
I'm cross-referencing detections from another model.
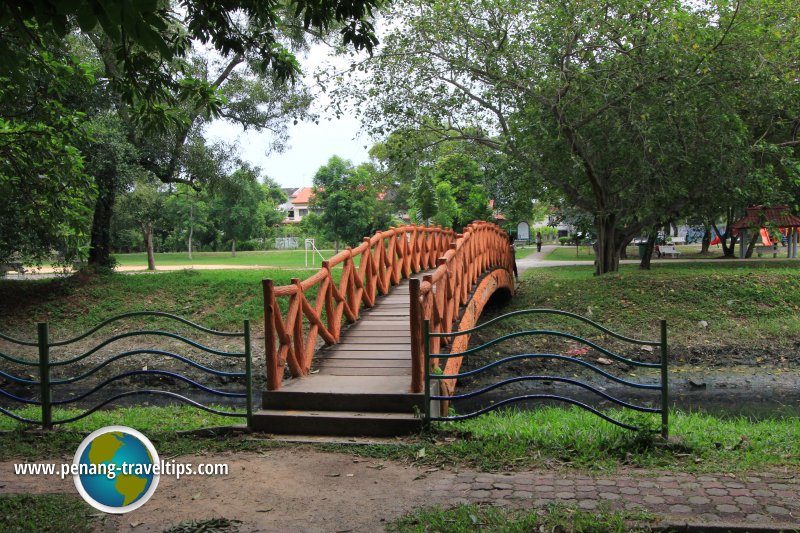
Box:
left=72, top=426, right=160, bottom=513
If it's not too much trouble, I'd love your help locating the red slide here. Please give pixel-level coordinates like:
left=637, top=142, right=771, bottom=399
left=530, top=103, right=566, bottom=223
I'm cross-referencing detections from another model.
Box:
left=760, top=228, right=772, bottom=246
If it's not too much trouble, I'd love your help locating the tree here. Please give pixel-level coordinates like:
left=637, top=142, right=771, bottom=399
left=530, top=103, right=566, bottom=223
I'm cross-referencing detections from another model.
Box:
left=0, top=0, right=385, bottom=267
left=312, top=156, right=390, bottom=248
left=2, top=0, right=382, bottom=105
left=162, top=185, right=212, bottom=260
left=432, top=181, right=459, bottom=229
left=211, top=165, right=267, bottom=256
left=114, top=179, right=165, bottom=270
left=0, top=34, right=97, bottom=265
left=345, top=0, right=800, bottom=274
left=410, top=168, right=438, bottom=224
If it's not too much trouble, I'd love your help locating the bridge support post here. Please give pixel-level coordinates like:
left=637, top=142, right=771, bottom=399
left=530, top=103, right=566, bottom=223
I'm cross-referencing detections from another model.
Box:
left=409, top=278, right=424, bottom=393
left=660, top=319, right=669, bottom=439
left=262, top=279, right=280, bottom=391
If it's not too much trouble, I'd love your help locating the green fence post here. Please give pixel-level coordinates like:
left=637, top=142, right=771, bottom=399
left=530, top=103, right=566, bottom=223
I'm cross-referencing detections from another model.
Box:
left=423, top=320, right=431, bottom=429
left=244, top=320, right=253, bottom=426
left=660, top=319, right=668, bottom=439
left=37, top=322, right=51, bottom=430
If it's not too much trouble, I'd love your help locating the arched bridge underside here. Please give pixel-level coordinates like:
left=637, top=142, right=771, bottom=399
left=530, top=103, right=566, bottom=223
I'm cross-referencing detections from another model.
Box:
left=252, top=222, right=516, bottom=436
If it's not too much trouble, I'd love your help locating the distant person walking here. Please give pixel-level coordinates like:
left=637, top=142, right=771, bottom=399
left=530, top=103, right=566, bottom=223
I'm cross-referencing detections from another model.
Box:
left=535, top=232, right=542, bottom=252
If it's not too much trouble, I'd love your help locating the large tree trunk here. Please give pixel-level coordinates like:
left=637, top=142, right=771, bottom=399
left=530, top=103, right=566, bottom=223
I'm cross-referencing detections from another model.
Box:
left=619, top=236, right=633, bottom=260
left=231, top=239, right=237, bottom=257
left=744, top=231, right=758, bottom=258
left=88, top=175, right=116, bottom=268
left=639, top=233, right=658, bottom=270
left=712, top=222, right=738, bottom=258
left=143, top=222, right=155, bottom=270
left=700, top=225, right=711, bottom=254
left=187, top=203, right=194, bottom=261
left=594, top=213, right=620, bottom=275
left=714, top=208, right=739, bottom=258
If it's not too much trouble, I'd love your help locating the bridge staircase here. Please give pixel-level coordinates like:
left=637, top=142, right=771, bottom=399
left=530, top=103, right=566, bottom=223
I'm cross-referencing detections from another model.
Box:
left=250, top=223, right=516, bottom=437
left=252, top=277, right=424, bottom=436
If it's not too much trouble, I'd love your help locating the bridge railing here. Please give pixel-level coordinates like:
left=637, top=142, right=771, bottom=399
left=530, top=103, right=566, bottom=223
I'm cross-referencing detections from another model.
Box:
left=410, top=221, right=516, bottom=393
left=262, top=225, right=457, bottom=390
left=423, top=311, right=669, bottom=438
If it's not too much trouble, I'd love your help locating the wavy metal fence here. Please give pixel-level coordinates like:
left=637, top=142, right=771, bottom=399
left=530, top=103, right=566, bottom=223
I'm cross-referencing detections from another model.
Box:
left=423, top=310, right=669, bottom=438
left=0, top=312, right=252, bottom=429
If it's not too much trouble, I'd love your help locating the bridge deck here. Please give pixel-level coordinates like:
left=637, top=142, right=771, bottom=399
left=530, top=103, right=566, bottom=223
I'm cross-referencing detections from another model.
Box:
left=276, top=276, right=417, bottom=395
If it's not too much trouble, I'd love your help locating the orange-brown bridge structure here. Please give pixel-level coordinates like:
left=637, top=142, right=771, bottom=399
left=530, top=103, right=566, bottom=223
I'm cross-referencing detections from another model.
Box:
left=251, top=221, right=517, bottom=436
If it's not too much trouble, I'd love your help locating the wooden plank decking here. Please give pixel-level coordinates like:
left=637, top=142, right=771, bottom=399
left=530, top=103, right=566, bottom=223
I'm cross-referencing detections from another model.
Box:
left=298, top=280, right=411, bottom=384
left=253, top=277, right=425, bottom=435
left=271, top=276, right=418, bottom=395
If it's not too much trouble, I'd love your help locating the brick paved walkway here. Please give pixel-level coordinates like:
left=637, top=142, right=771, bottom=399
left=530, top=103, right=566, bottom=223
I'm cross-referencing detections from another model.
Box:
left=429, top=468, right=800, bottom=528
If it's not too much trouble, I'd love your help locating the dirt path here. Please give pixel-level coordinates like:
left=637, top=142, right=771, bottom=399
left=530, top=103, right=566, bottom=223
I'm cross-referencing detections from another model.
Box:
left=2, top=448, right=450, bottom=532
left=3, top=448, right=799, bottom=532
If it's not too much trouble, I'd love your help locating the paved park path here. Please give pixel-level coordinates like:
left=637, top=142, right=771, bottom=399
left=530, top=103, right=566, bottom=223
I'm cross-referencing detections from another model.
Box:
left=2, top=448, right=798, bottom=531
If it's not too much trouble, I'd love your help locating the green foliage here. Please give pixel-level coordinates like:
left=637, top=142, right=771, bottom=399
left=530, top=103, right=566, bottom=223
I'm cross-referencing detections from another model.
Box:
left=312, top=156, right=393, bottom=246
left=410, top=167, right=438, bottom=224
left=0, top=38, right=97, bottom=265
left=352, top=0, right=800, bottom=274
left=211, top=165, right=267, bottom=254
left=432, top=181, right=459, bottom=229
left=0, top=0, right=383, bottom=105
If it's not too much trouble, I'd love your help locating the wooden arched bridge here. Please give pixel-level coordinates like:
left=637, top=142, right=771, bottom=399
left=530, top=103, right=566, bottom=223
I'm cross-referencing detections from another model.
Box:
left=251, top=221, right=517, bottom=436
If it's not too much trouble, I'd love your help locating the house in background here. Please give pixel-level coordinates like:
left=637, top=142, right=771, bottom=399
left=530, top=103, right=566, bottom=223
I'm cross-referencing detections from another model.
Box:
left=281, top=187, right=316, bottom=224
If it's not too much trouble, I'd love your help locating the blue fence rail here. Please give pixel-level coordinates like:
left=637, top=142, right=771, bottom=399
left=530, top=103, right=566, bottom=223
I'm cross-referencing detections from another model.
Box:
left=0, top=312, right=252, bottom=428
left=423, top=309, right=669, bottom=438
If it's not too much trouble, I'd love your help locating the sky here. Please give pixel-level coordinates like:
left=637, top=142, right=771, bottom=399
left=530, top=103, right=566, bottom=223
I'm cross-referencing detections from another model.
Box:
left=204, top=44, right=372, bottom=189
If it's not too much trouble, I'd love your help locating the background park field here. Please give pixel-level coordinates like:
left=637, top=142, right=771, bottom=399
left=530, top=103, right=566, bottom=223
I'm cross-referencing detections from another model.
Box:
left=112, top=249, right=336, bottom=269
left=2, top=260, right=798, bottom=362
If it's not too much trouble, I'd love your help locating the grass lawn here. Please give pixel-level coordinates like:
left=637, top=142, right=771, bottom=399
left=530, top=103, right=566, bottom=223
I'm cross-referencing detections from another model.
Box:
left=337, top=407, right=800, bottom=474
left=0, top=406, right=259, bottom=461
left=545, top=244, right=741, bottom=261
left=389, top=503, right=655, bottom=532
left=545, top=245, right=597, bottom=261
left=0, top=405, right=797, bottom=474
left=500, top=260, right=800, bottom=353
left=111, top=249, right=337, bottom=269
left=0, top=494, right=96, bottom=533
left=0, top=268, right=338, bottom=339
left=513, top=246, right=537, bottom=259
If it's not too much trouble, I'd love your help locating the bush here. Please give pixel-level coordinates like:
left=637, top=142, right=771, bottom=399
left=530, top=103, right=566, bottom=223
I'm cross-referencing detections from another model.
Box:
left=236, top=239, right=263, bottom=251
left=559, top=236, right=573, bottom=245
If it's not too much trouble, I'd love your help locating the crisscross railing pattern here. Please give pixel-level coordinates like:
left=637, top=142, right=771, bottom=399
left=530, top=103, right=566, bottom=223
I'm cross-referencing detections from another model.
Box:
left=410, top=221, right=516, bottom=392
left=262, top=225, right=457, bottom=390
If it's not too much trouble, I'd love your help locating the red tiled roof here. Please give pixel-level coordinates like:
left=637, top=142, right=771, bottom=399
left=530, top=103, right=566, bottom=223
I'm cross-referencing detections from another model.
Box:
left=731, top=205, right=800, bottom=232
left=291, top=187, right=314, bottom=205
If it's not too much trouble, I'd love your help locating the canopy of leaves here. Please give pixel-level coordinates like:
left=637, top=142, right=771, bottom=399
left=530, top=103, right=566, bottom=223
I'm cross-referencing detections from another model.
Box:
left=311, top=155, right=394, bottom=246
left=1, top=0, right=383, bottom=104
left=345, top=0, right=800, bottom=273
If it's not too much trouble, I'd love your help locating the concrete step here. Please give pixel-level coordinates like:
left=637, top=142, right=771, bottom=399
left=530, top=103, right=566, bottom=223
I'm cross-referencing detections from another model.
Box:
left=262, top=390, right=424, bottom=413
left=250, top=409, right=422, bottom=437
